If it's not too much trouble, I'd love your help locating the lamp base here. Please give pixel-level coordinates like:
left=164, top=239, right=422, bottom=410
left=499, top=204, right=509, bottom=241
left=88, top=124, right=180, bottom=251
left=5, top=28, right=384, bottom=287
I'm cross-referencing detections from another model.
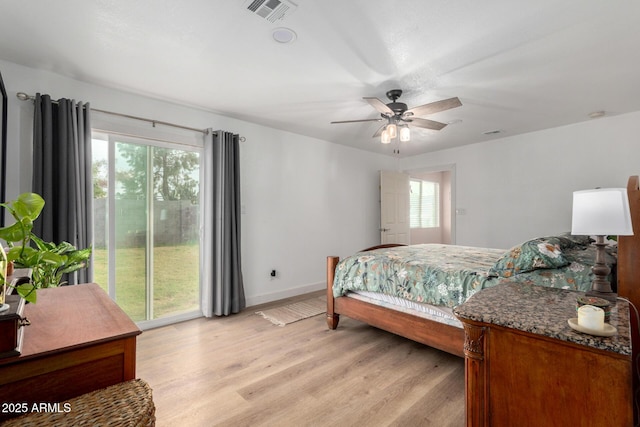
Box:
left=586, top=236, right=617, bottom=303
left=585, top=289, right=618, bottom=303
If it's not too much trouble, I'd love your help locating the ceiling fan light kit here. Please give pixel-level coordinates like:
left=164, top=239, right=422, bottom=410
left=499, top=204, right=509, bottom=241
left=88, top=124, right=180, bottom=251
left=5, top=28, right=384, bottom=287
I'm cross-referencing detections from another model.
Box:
left=331, top=89, right=462, bottom=144
left=381, top=128, right=391, bottom=144
left=400, top=125, right=411, bottom=142
left=387, top=122, right=397, bottom=139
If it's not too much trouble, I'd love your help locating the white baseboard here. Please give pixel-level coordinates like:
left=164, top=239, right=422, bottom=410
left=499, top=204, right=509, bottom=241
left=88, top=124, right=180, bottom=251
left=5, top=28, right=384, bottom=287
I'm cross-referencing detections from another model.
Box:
left=246, top=281, right=325, bottom=307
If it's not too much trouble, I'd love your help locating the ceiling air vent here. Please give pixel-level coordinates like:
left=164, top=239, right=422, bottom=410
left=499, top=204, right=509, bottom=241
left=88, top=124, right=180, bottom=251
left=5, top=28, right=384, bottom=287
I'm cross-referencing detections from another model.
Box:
left=244, top=0, right=297, bottom=23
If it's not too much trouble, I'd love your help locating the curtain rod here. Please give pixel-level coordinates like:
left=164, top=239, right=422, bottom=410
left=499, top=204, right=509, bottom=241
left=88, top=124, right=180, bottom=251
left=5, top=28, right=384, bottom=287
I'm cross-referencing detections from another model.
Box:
left=16, top=92, right=213, bottom=136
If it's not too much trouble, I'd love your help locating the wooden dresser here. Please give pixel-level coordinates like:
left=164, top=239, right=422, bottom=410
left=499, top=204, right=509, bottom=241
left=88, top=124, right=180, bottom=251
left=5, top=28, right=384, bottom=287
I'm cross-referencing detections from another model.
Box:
left=454, top=283, right=633, bottom=427
left=0, top=284, right=140, bottom=421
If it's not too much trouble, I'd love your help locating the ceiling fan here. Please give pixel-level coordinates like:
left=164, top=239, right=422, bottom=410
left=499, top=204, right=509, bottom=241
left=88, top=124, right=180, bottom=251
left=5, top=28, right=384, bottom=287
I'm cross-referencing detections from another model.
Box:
left=331, top=89, right=462, bottom=144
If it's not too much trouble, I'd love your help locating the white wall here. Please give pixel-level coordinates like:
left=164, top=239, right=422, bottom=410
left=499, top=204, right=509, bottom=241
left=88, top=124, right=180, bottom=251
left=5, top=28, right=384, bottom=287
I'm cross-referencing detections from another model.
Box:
left=239, top=126, right=393, bottom=304
left=401, top=112, right=640, bottom=249
left=0, top=59, right=396, bottom=307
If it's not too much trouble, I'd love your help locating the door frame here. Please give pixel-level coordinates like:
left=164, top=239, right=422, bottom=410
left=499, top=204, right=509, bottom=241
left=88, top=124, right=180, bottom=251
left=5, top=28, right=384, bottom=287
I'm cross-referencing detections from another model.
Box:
left=404, top=163, right=457, bottom=244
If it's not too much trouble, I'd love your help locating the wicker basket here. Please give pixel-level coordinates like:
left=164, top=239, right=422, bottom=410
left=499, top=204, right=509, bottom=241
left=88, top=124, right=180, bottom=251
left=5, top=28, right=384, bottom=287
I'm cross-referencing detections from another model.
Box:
left=1, top=379, right=155, bottom=427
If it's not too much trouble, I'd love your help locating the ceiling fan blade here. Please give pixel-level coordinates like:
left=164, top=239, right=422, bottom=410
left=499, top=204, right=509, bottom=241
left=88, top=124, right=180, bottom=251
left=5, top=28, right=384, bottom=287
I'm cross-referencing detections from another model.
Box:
left=405, top=97, right=462, bottom=117
left=363, top=97, right=394, bottom=115
left=331, top=118, right=383, bottom=124
left=372, top=124, right=386, bottom=138
left=406, top=117, right=447, bottom=131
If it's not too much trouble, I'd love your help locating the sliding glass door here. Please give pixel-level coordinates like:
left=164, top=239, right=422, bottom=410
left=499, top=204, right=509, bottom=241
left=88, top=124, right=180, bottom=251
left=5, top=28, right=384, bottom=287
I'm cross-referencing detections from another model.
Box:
left=92, top=131, right=202, bottom=327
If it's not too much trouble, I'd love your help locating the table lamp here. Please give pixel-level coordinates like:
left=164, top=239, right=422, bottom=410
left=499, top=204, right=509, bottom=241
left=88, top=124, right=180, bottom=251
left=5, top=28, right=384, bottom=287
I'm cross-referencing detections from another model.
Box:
left=571, top=188, right=634, bottom=301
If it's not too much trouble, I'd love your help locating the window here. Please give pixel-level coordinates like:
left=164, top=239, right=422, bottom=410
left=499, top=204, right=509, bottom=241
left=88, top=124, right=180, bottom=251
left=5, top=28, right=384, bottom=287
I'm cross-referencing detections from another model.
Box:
left=410, top=179, right=440, bottom=228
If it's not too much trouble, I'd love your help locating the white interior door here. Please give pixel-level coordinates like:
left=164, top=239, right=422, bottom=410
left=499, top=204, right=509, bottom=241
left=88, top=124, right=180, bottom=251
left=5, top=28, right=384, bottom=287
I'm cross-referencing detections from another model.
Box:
left=380, top=170, right=410, bottom=244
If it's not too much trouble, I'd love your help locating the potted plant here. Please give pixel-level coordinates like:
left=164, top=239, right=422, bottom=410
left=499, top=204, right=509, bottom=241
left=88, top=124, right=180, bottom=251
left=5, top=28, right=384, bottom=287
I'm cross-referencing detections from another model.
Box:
left=0, top=193, right=92, bottom=303
left=27, top=236, right=92, bottom=289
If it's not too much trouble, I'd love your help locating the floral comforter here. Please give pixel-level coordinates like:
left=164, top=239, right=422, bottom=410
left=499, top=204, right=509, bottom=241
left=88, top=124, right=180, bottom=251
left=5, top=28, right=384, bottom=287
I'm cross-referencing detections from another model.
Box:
left=332, top=239, right=614, bottom=308
left=333, top=244, right=504, bottom=308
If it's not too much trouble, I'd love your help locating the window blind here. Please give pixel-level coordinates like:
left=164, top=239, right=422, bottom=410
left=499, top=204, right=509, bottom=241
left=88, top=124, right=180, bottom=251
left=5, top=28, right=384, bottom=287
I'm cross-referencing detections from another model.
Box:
left=410, top=179, right=440, bottom=228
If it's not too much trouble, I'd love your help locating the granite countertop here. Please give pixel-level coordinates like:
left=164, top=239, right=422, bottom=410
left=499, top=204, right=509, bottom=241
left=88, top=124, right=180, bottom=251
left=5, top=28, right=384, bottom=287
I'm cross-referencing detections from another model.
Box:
left=453, top=282, right=631, bottom=356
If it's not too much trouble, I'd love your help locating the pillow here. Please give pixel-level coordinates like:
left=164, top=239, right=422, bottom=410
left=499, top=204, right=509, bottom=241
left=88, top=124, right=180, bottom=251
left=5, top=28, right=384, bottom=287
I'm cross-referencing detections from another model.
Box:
left=489, top=237, right=570, bottom=278
left=556, top=232, right=594, bottom=247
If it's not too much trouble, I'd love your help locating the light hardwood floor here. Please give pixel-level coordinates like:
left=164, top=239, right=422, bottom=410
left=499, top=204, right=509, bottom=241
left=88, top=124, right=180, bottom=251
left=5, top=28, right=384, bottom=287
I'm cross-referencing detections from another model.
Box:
left=136, top=292, right=465, bottom=427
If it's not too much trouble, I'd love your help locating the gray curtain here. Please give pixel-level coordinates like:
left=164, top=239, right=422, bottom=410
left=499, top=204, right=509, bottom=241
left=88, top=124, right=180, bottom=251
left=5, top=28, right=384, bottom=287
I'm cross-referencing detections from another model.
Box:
left=32, top=94, right=93, bottom=285
left=203, top=129, right=245, bottom=316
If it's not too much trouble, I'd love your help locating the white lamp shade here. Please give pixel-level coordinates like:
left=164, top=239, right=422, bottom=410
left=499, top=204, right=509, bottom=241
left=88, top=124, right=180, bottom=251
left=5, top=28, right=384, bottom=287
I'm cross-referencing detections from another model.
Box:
left=571, top=188, right=634, bottom=236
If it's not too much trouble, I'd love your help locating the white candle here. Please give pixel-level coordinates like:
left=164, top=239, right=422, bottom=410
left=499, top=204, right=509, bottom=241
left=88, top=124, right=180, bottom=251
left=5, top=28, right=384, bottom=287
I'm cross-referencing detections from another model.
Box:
left=578, top=305, right=605, bottom=331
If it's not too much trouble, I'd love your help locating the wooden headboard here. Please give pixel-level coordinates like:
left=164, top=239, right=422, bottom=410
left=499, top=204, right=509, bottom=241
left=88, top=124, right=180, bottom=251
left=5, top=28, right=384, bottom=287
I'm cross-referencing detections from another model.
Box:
left=617, top=175, right=639, bottom=424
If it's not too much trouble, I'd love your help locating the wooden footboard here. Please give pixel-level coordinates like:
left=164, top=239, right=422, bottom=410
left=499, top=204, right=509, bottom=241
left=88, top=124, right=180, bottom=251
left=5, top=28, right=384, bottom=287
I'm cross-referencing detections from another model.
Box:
left=326, top=244, right=405, bottom=330
left=326, top=251, right=465, bottom=358
left=326, top=256, right=340, bottom=330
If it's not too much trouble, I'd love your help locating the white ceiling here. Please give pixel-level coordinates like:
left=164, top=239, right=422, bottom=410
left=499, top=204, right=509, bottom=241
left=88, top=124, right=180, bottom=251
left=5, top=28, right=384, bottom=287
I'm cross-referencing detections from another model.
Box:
left=1, top=1, right=639, bottom=157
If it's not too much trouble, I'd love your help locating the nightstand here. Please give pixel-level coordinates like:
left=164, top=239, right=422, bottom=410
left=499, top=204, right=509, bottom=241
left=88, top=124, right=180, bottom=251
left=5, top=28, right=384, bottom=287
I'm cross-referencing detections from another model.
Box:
left=454, top=282, right=632, bottom=427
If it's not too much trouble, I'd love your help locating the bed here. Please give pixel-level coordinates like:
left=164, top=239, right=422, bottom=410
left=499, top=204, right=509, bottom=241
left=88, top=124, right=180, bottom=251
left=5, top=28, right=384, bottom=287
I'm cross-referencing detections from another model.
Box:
left=326, top=175, right=640, bottom=359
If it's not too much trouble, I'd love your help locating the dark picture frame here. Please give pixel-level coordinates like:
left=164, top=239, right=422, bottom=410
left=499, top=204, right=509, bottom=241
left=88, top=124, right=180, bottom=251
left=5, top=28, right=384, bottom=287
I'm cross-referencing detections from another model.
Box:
left=0, top=70, right=6, bottom=225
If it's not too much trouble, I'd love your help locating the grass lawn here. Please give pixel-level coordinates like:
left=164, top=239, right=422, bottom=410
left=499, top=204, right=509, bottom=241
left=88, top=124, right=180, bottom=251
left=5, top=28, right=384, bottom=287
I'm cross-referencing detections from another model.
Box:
left=93, top=244, right=200, bottom=321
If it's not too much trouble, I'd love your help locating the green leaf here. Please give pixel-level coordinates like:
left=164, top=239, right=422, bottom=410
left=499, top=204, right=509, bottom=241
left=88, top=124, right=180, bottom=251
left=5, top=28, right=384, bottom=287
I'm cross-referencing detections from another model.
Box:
left=31, top=235, right=54, bottom=251
left=59, top=262, right=87, bottom=274
left=9, top=246, right=41, bottom=267
left=54, top=241, right=76, bottom=253
left=66, top=248, right=92, bottom=262
left=39, top=251, right=65, bottom=266
left=0, top=222, right=28, bottom=243
left=12, top=193, right=45, bottom=221
left=7, top=246, right=40, bottom=267
left=23, top=254, right=44, bottom=268
left=17, top=283, right=37, bottom=304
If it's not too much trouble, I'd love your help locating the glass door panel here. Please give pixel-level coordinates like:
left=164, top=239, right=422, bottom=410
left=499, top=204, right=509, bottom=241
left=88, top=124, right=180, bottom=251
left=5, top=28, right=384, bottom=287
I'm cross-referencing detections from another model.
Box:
left=114, top=141, right=149, bottom=321
left=149, top=146, right=201, bottom=319
left=92, top=133, right=201, bottom=325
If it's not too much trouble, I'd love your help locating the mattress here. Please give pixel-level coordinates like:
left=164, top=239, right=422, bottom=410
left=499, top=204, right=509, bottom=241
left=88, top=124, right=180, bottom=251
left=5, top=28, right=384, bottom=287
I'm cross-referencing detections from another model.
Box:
left=348, top=290, right=462, bottom=328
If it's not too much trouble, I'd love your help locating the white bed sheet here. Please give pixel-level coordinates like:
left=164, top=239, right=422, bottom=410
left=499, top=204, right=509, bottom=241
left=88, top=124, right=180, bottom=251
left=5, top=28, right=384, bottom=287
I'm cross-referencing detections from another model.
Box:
left=348, top=290, right=463, bottom=329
